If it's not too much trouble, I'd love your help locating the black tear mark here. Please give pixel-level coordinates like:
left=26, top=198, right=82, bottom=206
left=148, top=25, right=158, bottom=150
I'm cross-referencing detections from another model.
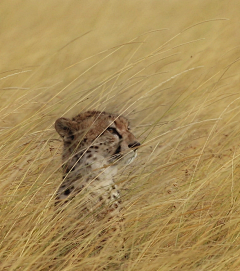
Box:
left=114, top=145, right=121, bottom=155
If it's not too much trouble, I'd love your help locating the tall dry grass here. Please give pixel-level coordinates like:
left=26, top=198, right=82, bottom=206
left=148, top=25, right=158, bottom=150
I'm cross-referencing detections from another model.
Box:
left=1, top=1, right=240, bottom=270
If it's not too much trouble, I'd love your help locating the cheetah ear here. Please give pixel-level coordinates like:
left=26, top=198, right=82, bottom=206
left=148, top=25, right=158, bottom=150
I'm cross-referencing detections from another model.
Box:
left=55, top=118, right=78, bottom=142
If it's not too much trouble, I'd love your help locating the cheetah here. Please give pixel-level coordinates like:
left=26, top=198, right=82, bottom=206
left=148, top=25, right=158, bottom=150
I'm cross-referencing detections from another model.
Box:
left=54, top=110, right=140, bottom=220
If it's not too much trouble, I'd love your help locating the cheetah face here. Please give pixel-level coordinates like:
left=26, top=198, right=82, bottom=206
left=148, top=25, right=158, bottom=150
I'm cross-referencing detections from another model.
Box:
left=99, top=118, right=140, bottom=165
left=55, top=111, right=140, bottom=166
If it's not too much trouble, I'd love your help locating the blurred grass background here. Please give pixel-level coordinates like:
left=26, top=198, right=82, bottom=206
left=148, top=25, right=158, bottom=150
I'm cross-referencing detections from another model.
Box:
left=1, top=0, right=240, bottom=270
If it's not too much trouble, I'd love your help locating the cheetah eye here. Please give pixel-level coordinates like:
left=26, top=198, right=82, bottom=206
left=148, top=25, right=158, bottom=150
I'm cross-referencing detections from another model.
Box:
left=107, top=127, right=117, bottom=134
left=107, top=127, right=122, bottom=139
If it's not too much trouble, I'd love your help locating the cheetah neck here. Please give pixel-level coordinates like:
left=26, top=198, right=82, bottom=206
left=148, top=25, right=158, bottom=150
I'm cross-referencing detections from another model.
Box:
left=56, top=148, right=118, bottom=203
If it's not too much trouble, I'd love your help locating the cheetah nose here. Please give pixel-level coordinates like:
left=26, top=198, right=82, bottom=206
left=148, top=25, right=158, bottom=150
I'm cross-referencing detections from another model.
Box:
left=128, top=142, right=141, bottom=149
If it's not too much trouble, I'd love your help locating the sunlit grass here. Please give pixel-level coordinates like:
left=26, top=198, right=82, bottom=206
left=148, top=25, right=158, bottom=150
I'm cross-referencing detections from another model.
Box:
left=1, top=1, right=240, bottom=270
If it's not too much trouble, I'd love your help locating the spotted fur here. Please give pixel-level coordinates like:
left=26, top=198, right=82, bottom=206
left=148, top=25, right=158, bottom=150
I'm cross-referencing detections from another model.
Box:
left=55, top=110, right=140, bottom=219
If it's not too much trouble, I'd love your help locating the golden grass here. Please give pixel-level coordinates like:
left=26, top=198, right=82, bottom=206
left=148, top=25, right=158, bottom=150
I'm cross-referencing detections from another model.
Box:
left=1, top=1, right=240, bottom=270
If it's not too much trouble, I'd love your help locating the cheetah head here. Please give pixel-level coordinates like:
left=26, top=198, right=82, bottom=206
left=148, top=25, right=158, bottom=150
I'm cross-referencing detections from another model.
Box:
left=55, top=111, right=140, bottom=166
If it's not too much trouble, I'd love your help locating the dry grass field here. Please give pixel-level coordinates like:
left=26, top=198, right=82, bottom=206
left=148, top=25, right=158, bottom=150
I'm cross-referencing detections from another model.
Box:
left=1, top=1, right=240, bottom=270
